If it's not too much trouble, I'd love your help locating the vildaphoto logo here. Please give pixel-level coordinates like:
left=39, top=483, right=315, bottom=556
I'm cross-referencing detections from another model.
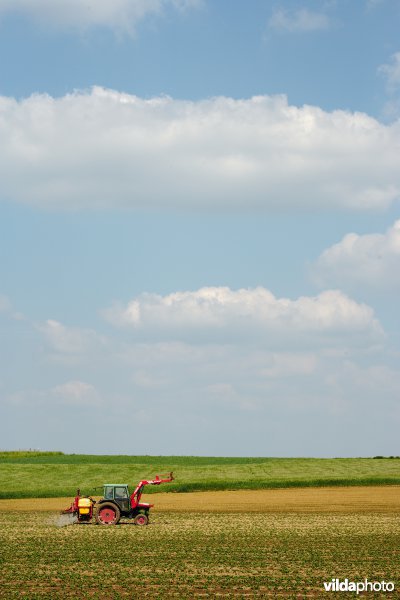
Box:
left=323, top=578, right=395, bottom=594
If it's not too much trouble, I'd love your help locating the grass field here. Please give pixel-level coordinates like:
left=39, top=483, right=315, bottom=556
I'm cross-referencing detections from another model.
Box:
left=1, top=451, right=399, bottom=499
left=0, top=488, right=399, bottom=598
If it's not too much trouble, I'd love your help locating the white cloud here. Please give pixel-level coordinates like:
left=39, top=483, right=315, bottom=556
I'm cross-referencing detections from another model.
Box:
left=5, top=351, right=399, bottom=454
left=268, top=8, right=330, bottom=33
left=2, top=302, right=396, bottom=455
left=379, top=52, right=400, bottom=92
left=0, top=0, right=200, bottom=33
left=100, top=340, right=400, bottom=434
left=0, top=88, right=399, bottom=212
left=102, top=286, right=383, bottom=347
left=312, top=219, right=400, bottom=290
left=37, top=319, right=106, bottom=358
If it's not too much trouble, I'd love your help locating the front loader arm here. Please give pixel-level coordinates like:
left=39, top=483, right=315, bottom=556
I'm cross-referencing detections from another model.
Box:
left=130, top=472, right=174, bottom=508
left=147, top=472, right=174, bottom=486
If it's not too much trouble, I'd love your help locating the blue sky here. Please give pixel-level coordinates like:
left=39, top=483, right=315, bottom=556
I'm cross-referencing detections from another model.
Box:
left=0, top=0, right=399, bottom=456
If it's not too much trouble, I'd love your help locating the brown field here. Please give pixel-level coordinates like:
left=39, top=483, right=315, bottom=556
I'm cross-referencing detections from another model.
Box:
left=1, top=485, right=399, bottom=513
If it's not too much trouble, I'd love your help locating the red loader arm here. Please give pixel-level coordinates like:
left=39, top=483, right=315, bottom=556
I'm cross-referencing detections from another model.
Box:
left=130, top=472, right=174, bottom=509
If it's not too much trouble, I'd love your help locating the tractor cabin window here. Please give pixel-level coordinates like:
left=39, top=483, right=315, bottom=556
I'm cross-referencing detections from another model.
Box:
left=115, top=487, right=128, bottom=499
left=104, top=486, right=114, bottom=499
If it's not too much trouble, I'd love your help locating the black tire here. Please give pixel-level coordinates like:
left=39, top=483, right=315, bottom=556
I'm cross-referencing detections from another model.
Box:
left=95, top=502, right=121, bottom=525
left=134, top=513, right=148, bottom=526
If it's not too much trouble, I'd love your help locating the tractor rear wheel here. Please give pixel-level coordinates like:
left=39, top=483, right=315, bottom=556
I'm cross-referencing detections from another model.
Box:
left=96, top=502, right=120, bottom=525
left=134, top=513, right=148, bottom=526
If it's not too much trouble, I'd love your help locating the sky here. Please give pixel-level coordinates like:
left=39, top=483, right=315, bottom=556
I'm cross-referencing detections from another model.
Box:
left=0, top=0, right=399, bottom=456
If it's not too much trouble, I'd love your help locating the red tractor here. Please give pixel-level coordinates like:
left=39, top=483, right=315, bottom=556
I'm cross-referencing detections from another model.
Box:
left=63, top=472, right=174, bottom=525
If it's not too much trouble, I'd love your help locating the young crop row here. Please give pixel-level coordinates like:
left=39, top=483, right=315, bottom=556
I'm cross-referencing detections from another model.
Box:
left=1, top=510, right=398, bottom=598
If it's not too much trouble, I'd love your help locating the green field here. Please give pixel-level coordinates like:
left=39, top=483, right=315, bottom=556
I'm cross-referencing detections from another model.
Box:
left=1, top=451, right=399, bottom=499
left=0, top=510, right=398, bottom=598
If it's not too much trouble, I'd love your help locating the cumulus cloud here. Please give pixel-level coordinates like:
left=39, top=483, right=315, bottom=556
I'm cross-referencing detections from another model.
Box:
left=268, top=8, right=331, bottom=33
left=312, top=219, right=400, bottom=290
left=0, top=88, right=399, bottom=212
left=102, top=286, right=383, bottom=347
left=0, top=0, right=200, bottom=33
left=2, top=299, right=395, bottom=454
left=37, top=319, right=106, bottom=358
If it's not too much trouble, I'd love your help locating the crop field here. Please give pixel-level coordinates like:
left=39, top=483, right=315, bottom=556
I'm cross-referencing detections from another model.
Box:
left=1, top=452, right=399, bottom=498
left=1, top=488, right=399, bottom=598
left=0, top=504, right=399, bottom=598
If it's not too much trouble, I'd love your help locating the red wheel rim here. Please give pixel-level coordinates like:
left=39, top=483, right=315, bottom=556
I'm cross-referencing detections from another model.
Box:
left=99, top=507, right=116, bottom=523
left=136, top=515, right=146, bottom=525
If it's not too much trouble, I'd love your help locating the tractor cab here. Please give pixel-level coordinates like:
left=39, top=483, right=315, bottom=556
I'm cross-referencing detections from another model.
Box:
left=103, top=484, right=130, bottom=512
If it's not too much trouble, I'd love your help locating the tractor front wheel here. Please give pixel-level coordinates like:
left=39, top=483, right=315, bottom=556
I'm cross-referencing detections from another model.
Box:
left=134, top=513, right=148, bottom=526
left=96, top=503, right=120, bottom=525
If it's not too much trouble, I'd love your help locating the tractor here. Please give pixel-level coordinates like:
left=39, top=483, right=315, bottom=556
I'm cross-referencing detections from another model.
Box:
left=63, top=472, right=174, bottom=525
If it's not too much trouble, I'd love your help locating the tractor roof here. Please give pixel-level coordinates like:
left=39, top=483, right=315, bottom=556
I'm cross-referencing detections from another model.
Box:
left=104, top=483, right=129, bottom=486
